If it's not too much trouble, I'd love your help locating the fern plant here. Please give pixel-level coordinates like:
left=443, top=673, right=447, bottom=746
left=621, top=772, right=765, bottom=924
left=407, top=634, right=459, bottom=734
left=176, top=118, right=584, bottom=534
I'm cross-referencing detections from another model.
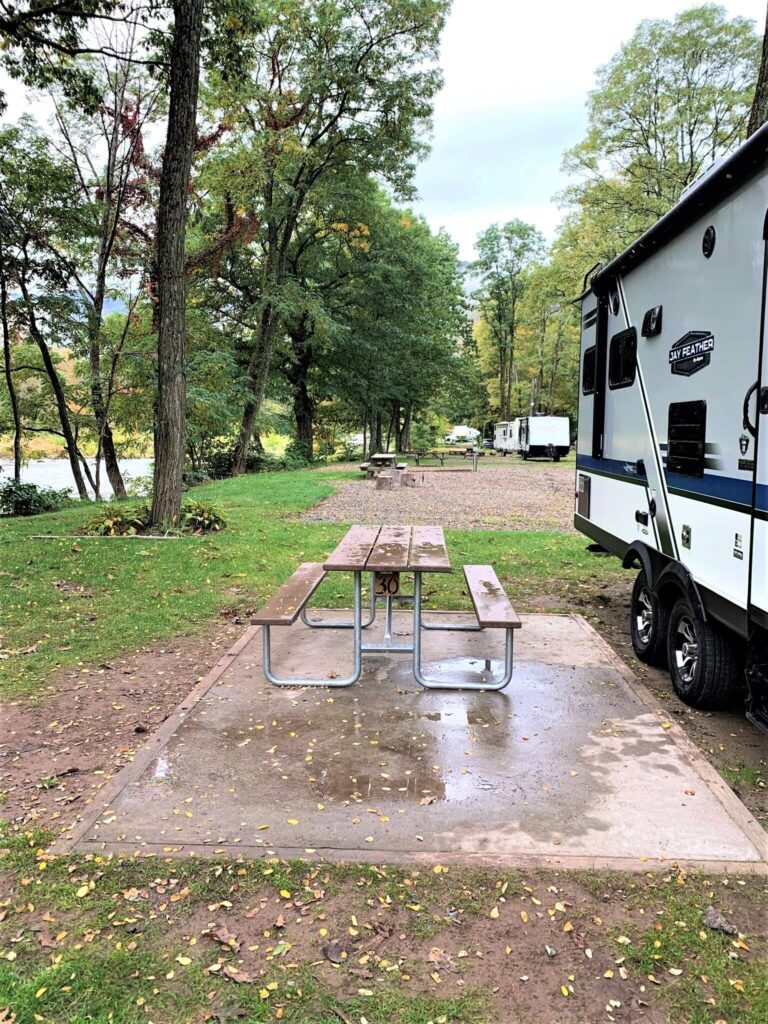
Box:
left=180, top=500, right=226, bottom=534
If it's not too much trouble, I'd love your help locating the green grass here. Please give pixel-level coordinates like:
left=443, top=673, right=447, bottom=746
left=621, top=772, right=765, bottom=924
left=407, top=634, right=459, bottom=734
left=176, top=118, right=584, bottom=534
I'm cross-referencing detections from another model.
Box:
left=1, top=828, right=766, bottom=1024
left=620, top=885, right=768, bottom=1024
left=0, top=467, right=622, bottom=698
left=720, top=761, right=765, bottom=790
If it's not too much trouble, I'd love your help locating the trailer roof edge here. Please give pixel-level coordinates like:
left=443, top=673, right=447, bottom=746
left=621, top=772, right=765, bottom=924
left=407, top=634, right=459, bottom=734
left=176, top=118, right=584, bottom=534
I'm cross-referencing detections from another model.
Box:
left=591, top=121, right=768, bottom=295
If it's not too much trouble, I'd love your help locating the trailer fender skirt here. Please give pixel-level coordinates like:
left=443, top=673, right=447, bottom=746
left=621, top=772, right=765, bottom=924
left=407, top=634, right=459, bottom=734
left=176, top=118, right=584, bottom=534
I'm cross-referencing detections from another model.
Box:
left=621, top=542, right=654, bottom=584
left=653, top=561, right=706, bottom=621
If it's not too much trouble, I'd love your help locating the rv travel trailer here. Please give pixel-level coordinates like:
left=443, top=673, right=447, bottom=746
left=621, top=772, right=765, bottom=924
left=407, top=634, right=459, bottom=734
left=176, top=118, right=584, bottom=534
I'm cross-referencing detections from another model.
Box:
left=493, top=419, right=520, bottom=454
left=518, top=415, right=570, bottom=461
left=575, top=122, right=768, bottom=735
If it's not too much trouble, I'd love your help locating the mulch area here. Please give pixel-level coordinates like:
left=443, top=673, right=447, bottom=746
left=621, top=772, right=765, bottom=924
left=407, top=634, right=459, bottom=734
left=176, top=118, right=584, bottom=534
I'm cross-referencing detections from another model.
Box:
left=307, top=459, right=576, bottom=531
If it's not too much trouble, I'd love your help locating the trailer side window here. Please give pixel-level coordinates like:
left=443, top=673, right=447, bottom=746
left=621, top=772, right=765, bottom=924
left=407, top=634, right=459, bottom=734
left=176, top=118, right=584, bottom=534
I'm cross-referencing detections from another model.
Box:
left=582, top=346, right=596, bottom=395
left=608, top=328, right=637, bottom=389
left=667, top=401, right=707, bottom=478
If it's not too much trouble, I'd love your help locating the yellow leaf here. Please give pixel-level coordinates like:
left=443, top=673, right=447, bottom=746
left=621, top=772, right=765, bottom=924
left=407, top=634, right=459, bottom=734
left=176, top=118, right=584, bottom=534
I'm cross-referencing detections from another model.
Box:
left=176, top=955, right=192, bottom=966
left=287, top=818, right=298, bottom=825
left=489, top=906, right=500, bottom=919
left=560, top=985, right=569, bottom=997
left=520, top=911, right=529, bottom=923
left=279, top=890, right=291, bottom=899
left=75, top=885, right=89, bottom=898
left=563, top=921, right=573, bottom=933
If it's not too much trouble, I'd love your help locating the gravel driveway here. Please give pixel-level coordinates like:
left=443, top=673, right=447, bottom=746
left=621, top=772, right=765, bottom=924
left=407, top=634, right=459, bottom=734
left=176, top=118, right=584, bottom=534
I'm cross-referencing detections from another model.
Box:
left=304, top=459, right=577, bottom=531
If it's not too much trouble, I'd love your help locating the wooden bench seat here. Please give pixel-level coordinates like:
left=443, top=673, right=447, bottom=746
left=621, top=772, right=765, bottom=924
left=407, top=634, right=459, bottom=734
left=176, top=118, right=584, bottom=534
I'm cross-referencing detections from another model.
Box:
left=359, top=462, right=370, bottom=471
left=396, top=462, right=407, bottom=470
left=463, top=565, right=521, bottom=629
left=251, top=562, right=327, bottom=626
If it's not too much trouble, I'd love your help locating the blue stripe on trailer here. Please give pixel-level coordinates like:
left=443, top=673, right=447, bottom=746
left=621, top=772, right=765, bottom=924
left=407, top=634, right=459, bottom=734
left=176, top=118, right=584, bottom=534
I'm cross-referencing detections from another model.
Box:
left=576, top=455, right=768, bottom=513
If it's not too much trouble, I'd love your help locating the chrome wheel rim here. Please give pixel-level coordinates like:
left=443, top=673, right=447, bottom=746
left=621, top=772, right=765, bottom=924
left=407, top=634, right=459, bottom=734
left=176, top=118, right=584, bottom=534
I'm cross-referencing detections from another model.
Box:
left=674, top=615, right=699, bottom=683
left=635, top=588, right=654, bottom=646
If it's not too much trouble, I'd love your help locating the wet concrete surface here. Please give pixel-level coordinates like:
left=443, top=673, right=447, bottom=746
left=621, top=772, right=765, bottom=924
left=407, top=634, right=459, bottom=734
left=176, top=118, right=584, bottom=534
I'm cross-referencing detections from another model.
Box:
left=71, top=614, right=766, bottom=868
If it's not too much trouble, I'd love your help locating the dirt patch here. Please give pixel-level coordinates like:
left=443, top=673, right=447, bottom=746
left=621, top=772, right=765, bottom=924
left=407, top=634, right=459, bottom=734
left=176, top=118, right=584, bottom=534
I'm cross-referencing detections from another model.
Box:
left=0, top=619, right=247, bottom=833
left=304, top=460, right=577, bottom=532
left=66, top=867, right=765, bottom=1024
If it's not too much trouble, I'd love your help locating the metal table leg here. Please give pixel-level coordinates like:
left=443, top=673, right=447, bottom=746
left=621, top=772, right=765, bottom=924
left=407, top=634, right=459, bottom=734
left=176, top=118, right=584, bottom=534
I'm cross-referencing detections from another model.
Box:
left=263, top=572, right=363, bottom=687
left=412, top=572, right=514, bottom=691
left=301, top=572, right=377, bottom=630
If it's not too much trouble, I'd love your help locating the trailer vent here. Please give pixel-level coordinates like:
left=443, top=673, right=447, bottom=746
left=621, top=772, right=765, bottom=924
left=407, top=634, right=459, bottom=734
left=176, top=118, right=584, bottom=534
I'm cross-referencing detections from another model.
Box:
left=667, top=401, right=707, bottom=478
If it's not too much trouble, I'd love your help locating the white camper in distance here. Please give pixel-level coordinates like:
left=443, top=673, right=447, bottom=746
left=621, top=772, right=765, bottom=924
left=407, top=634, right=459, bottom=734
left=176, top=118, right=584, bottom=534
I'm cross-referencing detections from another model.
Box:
left=493, top=419, right=520, bottom=454
left=518, top=415, right=570, bottom=461
left=575, top=122, right=768, bottom=735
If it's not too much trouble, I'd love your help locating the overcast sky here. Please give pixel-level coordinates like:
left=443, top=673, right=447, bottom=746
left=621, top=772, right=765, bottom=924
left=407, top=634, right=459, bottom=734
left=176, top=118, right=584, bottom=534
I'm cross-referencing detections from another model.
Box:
left=414, top=0, right=767, bottom=260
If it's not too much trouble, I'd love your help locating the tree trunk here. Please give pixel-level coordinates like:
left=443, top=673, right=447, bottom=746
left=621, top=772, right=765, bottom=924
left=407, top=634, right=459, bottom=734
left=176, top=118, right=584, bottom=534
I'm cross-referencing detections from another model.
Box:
left=293, top=380, right=313, bottom=457
left=282, top=321, right=314, bottom=459
left=373, top=410, right=383, bottom=453
left=748, top=3, right=768, bottom=137
left=150, top=0, right=204, bottom=526
left=232, top=306, right=279, bottom=475
left=0, top=269, right=22, bottom=482
left=401, top=403, right=412, bottom=452
left=20, top=280, right=89, bottom=500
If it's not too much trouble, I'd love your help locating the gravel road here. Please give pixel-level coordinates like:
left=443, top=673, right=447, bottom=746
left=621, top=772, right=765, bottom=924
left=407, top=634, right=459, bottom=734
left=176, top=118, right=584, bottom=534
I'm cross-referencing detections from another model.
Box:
left=303, top=459, right=577, bottom=531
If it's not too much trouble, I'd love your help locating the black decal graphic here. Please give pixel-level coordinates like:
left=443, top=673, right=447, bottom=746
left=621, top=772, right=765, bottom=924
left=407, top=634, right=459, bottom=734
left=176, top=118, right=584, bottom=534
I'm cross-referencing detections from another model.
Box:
left=739, top=433, right=750, bottom=456
left=669, top=330, right=713, bottom=376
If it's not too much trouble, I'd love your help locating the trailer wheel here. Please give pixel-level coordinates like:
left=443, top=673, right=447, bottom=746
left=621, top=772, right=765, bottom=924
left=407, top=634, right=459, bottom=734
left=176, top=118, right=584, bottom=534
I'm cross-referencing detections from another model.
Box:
left=666, top=597, right=742, bottom=710
left=630, top=569, right=668, bottom=666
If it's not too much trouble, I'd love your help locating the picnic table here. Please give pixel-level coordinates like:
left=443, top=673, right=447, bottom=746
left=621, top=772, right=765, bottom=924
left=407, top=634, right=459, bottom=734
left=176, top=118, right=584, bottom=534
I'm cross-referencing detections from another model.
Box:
left=359, top=452, right=408, bottom=478
left=369, top=452, right=397, bottom=468
left=252, top=524, right=520, bottom=691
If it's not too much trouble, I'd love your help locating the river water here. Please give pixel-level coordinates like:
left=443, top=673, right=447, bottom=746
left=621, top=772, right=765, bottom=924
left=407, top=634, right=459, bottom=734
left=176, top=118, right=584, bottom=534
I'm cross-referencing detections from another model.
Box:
left=0, top=458, right=154, bottom=498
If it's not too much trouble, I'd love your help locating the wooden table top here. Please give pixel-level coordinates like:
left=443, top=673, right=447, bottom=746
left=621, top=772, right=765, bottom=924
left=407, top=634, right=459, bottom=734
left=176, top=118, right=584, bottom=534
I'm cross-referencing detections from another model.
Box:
left=369, top=453, right=396, bottom=462
left=323, top=524, right=451, bottom=573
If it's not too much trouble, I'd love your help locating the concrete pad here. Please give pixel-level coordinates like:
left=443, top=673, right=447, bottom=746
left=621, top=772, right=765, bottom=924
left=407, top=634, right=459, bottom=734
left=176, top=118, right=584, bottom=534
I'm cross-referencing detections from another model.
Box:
left=64, top=614, right=768, bottom=871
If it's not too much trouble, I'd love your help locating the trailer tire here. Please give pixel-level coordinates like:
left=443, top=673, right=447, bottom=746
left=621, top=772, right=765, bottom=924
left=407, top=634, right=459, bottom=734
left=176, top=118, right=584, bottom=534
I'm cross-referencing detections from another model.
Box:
left=630, top=569, right=668, bottom=666
left=666, top=597, right=742, bottom=710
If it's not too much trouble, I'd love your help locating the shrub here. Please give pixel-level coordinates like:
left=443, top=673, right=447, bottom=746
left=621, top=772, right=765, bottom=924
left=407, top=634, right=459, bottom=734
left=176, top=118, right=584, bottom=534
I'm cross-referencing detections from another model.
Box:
left=84, top=502, right=151, bottom=536
left=180, top=500, right=226, bottom=533
left=182, top=468, right=211, bottom=489
left=331, top=441, right=363, bottom=462
left=200, top=440, right=287, bottom=478
left=0, top=480, right=73, bottom=517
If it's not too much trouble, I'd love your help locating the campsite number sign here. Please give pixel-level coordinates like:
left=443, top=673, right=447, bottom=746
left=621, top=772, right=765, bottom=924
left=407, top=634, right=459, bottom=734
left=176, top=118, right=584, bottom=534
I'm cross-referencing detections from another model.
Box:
left=374, top=572, right=400, bottom=597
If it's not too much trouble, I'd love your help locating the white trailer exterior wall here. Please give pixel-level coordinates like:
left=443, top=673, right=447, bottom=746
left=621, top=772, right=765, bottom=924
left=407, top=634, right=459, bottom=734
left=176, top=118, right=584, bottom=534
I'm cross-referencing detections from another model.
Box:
left=520, top=416, right=570, bottom=459
left=575, top=122, right=768, bottom=734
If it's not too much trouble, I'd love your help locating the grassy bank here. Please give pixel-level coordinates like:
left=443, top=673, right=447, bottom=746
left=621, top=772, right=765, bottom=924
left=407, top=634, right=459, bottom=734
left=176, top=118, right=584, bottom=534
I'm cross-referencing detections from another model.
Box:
left=0, top=468, right=621, bottom=699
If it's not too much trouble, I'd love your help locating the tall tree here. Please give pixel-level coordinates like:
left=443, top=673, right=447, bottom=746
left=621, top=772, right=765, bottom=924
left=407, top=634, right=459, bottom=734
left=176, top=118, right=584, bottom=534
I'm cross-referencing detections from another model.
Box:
left=562, top=5, right=760, bottom=249
left=150, top=0, right=204, bottom=525
left=0, top=121, right=93, bottom=498
left=472, top=220, right=545, bottom=421
left=51, top=57, right=160, bottom=499
left=205, top=0, right=448, bottom=474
